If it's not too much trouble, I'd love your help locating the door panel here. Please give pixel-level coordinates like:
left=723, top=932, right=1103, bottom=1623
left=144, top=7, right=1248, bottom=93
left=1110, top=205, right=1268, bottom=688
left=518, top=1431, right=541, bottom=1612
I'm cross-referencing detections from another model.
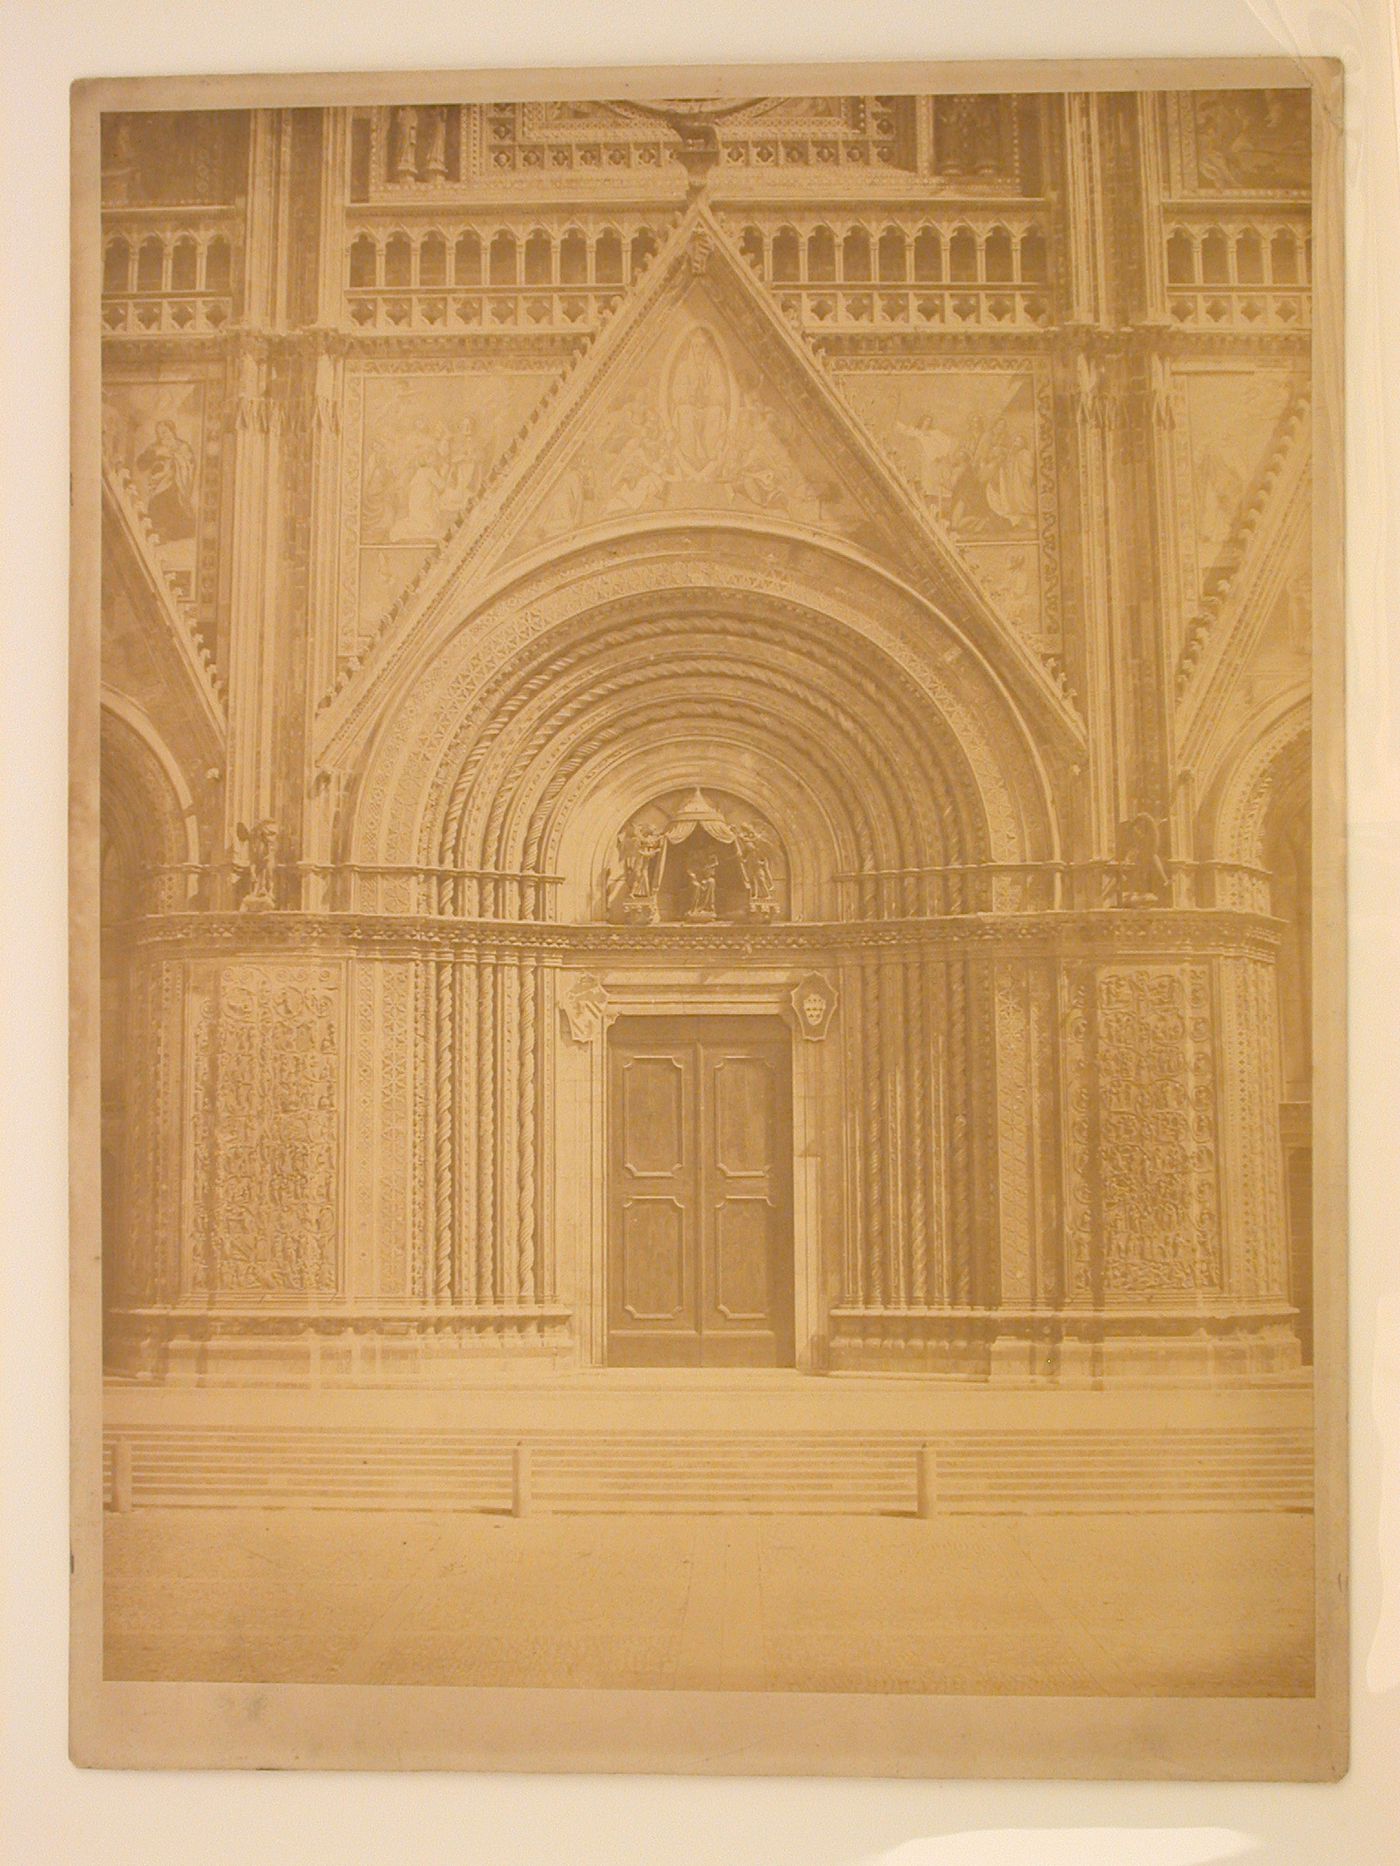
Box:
left=609, top=1042, right=697, bottom=1362
left=607, top=1017, right=794, bottom=1367
left=621, top=1055, right=685, bottom=1176
left=711, top=1197, right=773, bottom=1319
left=713, top=1054, right=771, bottom=1176
left=618, top=1196, right=687, bottom=1321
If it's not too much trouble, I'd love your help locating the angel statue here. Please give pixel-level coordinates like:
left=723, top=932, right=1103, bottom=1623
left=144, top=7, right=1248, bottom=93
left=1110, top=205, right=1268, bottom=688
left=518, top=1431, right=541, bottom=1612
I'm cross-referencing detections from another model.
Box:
left=619, top=822, right=666, bottom=924
left=237, top=819, right=279, bottom=912
left=1112, top=813, right=1170, bottom=908
left=732, top=820, right=778, bottom=920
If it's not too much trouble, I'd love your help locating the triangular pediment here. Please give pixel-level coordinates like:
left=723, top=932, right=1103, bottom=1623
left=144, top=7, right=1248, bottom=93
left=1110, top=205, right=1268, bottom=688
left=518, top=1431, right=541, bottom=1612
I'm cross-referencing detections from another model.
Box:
left=316, top=202, right=1084, bottom=765
left=499, top=271, right=883, bottom=562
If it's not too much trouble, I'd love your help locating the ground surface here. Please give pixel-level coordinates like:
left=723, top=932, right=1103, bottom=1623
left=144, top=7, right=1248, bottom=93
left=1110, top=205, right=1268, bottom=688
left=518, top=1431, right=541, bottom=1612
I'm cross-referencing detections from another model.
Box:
left=104, top=1507, right=1314, bottom=1696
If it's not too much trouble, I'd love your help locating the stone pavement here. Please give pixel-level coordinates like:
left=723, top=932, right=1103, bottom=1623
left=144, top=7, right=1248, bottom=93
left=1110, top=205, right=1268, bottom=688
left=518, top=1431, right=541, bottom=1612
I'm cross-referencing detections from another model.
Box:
left=104, top=1506, right=1314, bottom=1697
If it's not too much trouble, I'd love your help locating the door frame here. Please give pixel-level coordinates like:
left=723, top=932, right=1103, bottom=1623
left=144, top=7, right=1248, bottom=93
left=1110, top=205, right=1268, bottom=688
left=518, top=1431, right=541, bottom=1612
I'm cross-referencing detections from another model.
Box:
left=556, top=969, right=837, bottom=1373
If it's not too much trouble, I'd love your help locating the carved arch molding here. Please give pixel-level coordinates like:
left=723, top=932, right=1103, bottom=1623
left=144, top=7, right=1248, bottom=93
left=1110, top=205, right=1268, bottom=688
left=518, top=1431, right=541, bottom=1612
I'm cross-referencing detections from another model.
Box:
left=338, top=529, right=1063, bottom=906
left=101, top=702, right=198, bottom=917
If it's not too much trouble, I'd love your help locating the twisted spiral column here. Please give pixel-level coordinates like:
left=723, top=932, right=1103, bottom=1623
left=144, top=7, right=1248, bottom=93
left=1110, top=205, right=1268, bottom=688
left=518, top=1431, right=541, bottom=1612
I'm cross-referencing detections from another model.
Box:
left=433, top=959, right=453, bottom=1302
left=840, top=961, right=865, bottom=1306
left=499, top=956, right=520, bottom=1302
left=946, top=957, right=970, bottom=1306
left=476, top=955, right=497, bottom=1302
left=455, top=954, right=478, bottom=1303
left=881, top=956, right=905, bottom=1308
left=517, top=956, right=538, bottom=1304
left=862, top=960, right=884, bottom=1307
left=907, top=951, right=931, bottom=1307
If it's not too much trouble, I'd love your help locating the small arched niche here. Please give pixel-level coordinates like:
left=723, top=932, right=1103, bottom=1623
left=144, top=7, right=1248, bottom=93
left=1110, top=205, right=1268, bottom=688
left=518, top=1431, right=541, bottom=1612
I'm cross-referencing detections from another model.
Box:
left=605, top=787, right=789, bottom=927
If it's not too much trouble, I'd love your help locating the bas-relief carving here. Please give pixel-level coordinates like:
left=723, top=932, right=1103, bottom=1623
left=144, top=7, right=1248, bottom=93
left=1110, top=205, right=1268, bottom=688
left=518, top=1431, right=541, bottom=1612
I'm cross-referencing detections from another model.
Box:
left=559, top=973, right=609, bottom=1043
left=188, top=963, right=342, bottom=1296
left=791, top=973, right=838, bottom=1040
left=1064, top=964, right=1221, bottom=1302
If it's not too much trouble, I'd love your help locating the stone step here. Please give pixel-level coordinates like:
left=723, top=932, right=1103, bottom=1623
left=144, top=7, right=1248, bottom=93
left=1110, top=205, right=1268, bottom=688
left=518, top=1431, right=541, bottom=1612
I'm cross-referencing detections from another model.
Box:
left=102, top=1425, right=1313, bottom=1514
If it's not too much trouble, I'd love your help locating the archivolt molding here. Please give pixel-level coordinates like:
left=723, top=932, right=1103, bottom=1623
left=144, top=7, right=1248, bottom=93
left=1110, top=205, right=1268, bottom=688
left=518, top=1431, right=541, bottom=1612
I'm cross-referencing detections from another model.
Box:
left=1200, top=692, right=1310, bottom=905
left=102, top=460, right=227, bottom=752
left=344, top=531, right=1061, bottom=887
left=101, top=694, right=201, bottom=866
left=101, top=697, right=205, bottom=923
left=438, top=610, right=968, bottom=885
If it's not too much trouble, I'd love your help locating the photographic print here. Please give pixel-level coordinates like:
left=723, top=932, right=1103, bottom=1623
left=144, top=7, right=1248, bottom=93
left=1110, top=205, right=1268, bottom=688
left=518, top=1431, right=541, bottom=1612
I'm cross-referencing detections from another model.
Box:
left=70, top=61, right=1345, bottom=1777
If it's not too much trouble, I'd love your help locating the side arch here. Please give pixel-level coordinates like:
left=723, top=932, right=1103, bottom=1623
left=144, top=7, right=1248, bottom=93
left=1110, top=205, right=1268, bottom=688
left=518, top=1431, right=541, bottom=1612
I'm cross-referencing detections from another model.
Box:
left=1199, top=690, right=1309, bottom=908
left=101, top=692, right=201, bottom=916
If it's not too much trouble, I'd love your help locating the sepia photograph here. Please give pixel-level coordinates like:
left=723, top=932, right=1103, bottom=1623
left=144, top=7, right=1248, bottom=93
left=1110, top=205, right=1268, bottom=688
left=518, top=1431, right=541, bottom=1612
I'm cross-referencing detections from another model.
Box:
left=70, top=60, right=1346, bottom=1778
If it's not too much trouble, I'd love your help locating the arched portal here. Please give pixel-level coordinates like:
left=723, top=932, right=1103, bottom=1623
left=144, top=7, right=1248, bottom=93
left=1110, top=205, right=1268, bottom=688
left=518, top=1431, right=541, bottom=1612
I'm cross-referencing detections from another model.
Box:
left=346, top=526, right=1062, bottom=902
left=333, top=529, right=1060, bottom=1370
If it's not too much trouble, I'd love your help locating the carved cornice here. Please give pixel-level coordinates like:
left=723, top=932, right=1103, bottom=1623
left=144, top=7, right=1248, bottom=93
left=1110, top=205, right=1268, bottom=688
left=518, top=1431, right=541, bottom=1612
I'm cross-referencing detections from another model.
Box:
left=122, top=907, right=1282, bottom=963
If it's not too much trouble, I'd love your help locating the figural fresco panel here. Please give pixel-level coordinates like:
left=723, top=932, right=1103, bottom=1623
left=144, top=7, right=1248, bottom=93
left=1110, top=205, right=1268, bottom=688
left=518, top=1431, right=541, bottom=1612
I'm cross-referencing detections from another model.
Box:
left=342, top=361, right=565, bottom=657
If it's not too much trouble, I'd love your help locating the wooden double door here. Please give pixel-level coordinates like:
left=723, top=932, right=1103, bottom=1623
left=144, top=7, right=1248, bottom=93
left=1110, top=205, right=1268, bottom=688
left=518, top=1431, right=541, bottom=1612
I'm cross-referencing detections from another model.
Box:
left=607, top=1016, right=795, bottom=1367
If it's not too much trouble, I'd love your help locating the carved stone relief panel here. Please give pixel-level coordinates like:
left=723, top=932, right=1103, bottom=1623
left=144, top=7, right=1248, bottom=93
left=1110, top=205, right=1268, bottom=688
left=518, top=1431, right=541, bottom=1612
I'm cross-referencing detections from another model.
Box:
left=1217, top=954, right=1289, bottom=1300
left=187, top=961, right=344, bottom=1296
left=790, top=973, right=837, bottom=1040
left=1080, top=962, right=1221, bottom=1301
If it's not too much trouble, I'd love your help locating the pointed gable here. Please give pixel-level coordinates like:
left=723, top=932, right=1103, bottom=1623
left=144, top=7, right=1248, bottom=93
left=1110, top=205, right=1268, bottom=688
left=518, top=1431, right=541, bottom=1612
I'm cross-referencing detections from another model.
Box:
left=501, top=268, right=882, bottom=563
left=316, top=200, right=1083, bottom=764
